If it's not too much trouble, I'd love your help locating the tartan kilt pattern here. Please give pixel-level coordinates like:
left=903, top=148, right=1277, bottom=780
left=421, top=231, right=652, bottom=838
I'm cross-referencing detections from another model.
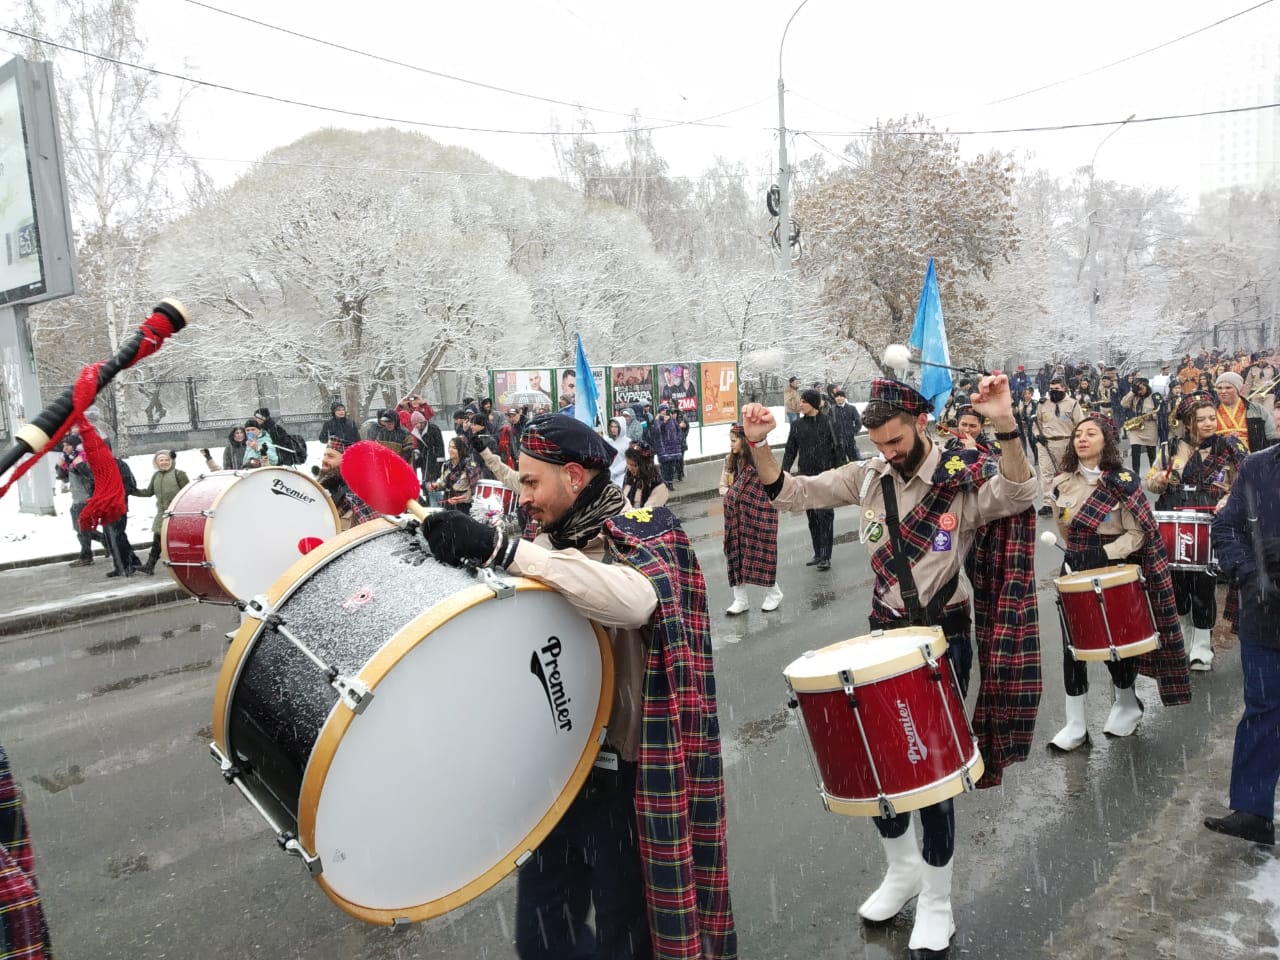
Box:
left=0, top=746, right=49, bottom=960
left=605, top=508, right=737, bottom=960
left=1064, top=471, right=1191, bottom=706
left=722, top=463, right=777, bottom=587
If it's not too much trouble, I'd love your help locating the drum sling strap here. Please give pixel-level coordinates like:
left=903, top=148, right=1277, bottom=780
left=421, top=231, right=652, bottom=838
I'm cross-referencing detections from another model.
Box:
left=880, top=475, right=958, bottom=627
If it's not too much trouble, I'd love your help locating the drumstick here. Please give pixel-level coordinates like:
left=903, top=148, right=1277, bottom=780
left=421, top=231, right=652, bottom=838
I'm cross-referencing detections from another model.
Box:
left=341, top=441, right=433, bottom=521
left=1040, top=531, right=1073, bottom=573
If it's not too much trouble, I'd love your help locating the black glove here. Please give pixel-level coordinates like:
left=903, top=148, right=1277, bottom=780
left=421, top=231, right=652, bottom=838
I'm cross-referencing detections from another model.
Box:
left=470, top=432, right=489, bottom=454
left=1065, top=546, right=1109, bottom=572
left=422, top=510, right=516, bottom=569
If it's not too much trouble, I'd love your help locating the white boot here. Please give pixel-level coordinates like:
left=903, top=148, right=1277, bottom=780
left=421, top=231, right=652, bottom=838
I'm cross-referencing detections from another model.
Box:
left=1189, top=626, right=1214, bottom=671
left=1048, top=694, right=1090, bottom=753
left=858, top=828, right=924, bottom=922
left=725, top=586, right=749, bottom=615
left=1103, top=684, right=1144, bottom=737
left=908, top=861, right=956, bottom=955
left=761, top=583, right=783, bottom=612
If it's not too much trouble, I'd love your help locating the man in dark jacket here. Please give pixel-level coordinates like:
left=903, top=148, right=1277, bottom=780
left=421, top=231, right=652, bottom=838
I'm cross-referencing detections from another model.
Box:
left=369, top=409, right=413, bottom=462
left=253, top=407, right=301, bottom=463
left=319, top=400, right=361, bottom=447
left=829, top=390, right=862, bottom=463
left=781, top=389, right=843, bottom=570
left=1206, top=443, right=1280, bottom=845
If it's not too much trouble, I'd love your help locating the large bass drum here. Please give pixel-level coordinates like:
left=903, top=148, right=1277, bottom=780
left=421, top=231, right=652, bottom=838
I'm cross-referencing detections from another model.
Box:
left=210, top=519, right=613, bottom=925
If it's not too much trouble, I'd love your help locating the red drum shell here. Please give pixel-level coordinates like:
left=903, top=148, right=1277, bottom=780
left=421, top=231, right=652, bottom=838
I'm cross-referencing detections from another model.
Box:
left=1055, top=564, right=1158, bottom=661
left=1154, top=508, right=1214, bottom=572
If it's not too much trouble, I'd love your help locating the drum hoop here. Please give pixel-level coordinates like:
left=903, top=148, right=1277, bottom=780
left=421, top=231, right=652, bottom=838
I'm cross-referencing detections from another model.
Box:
left=1154, top=509, right=1213, bottom=523
left=783, top=626, right=947, bottom=692
left=1054, top=563, right=1140, bottom=593
left=166, top=468, right=342, bottom=604
left=300, top=578, right=615, bottom=925
left=822, top=751, right=984, bottom=817
left=1069, top=634, right=1159, bottom=661
left=211, top=518, right=398, bottom=761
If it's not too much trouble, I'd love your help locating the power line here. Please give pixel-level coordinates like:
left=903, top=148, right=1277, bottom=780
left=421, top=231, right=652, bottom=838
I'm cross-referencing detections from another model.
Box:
left=177, top=0, right=742, bottom=128
left=1, top=25, right=770, bottom=137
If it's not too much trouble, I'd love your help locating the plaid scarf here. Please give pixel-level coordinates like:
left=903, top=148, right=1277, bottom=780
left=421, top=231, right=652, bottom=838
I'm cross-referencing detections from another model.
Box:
left=0, top=746, right=49, bottom=960
left=544, top=472, right=626, bottom=549
left=604, top=507, right=737, bottom=960
left=869, top=450, right=1041, bottom=788
left=722, top=461, right=778, bottom=587
left=1180, top=435, right=1248, bottom=490
left=1063, top=470, right=1191, bottom=706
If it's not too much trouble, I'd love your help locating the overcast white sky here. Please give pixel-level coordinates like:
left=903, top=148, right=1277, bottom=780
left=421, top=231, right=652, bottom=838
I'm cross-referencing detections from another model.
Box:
left=32, top=1, right=1280, bottom=200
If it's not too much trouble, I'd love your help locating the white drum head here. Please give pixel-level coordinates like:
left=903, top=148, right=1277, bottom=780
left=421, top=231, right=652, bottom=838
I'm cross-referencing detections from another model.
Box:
left=784, top=627, right=946, bottom=690
left=207, top=468, right=340, bottom=601
left=306, top=584, right=606, bottom=919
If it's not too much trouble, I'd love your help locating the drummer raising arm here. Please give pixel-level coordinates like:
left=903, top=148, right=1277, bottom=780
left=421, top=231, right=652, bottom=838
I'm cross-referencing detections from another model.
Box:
left=742, top=372, right=1036, bottom=959
left=420, top=414, right=738, bottom=960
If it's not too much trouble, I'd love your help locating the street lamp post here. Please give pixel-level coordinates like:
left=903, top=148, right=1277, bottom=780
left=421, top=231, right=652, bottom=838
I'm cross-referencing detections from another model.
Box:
left=1086, top=113, right=1136, bottom=362
left=777, top=0, right=811, bottom=272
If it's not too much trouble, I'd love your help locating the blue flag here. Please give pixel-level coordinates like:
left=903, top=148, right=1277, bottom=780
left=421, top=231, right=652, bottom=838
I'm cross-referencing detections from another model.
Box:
left=907, top=258, right=953, bottom=417
left=573, top=333, right=600, bottom=429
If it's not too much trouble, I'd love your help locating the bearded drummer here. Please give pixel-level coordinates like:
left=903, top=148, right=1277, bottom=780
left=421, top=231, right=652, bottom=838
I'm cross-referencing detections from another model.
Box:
left=419, top=414, right=737, bottom=960
left=1046, top=413, right=1190, bottom=752
left=1145, top=393, right=1248, bottom=671
left=742, top=374, right=1039, bottom=959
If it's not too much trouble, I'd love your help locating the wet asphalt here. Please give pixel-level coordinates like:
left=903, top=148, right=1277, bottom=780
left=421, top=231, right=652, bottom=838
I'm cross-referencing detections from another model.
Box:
left=0, top=493, right=1269, bottom=960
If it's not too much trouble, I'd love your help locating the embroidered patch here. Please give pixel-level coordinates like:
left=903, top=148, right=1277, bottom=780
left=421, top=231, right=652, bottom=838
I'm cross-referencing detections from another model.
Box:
left=866, top=522, right=884, bottom=543
left=938, top=512, right=958, bottom=532
left=624, top=507, right=653, bottom=523
left=943, top=455, right=966, bottom=476
left=931, top=530, right=952, bottom=552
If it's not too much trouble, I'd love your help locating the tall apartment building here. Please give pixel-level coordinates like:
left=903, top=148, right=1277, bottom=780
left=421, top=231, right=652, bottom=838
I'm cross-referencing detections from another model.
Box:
left=1199, top=38, right=1280, bottom=196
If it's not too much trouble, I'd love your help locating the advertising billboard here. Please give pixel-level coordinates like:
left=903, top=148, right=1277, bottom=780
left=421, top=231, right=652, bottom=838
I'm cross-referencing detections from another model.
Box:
left=492, top=369, right=553, bottom=414
left=700, top=361, right=739, bottom=425
left=656, top=362, right=700, bottom=423
left=610, top=364, right=654, bottom=412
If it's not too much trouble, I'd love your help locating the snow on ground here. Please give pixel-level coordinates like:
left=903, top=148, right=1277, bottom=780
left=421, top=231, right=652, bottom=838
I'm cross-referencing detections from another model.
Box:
left=0, top=409, right=789, bottom=565
left=1242, top=857, right=1280, bottom=959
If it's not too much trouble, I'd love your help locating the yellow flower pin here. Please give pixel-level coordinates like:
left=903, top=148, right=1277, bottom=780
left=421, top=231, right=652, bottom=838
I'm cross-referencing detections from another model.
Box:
left=1118, top=471, right=1132, bottom=482
left=624, top=508, right=653, bottom=523
left=944, top=455, right=965, bottom=476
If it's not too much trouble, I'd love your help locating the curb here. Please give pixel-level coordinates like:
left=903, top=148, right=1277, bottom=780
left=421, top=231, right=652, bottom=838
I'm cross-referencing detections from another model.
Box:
left=0, top=581, right=192, bottom=637
left=0, top=542, right=155, bottom=573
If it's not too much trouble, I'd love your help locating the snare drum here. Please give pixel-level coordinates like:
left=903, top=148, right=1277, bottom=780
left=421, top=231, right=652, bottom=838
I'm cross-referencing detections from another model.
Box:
left=1054, top=564, right=1159, bottom=661
left=163, top=468, right=341, bottom=604
left=210, top=520, right=612, bottom=925
left=1154, top=508, right=1215, bottom=572
left=470, top=479, right=518, bottom=524
left=783, top=628, right=983, bottom=818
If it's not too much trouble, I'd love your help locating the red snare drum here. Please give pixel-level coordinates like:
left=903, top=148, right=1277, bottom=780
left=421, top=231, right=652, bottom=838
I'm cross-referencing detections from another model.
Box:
left=470, top=479, right=517, bottom=525
left=1054, top=564, right=1158, bottom=661
left=782, top=628, right=983, bottom=818
left=163, top=468, right=341, bottom=604
left=1154, top=508, right=1215, bottom=572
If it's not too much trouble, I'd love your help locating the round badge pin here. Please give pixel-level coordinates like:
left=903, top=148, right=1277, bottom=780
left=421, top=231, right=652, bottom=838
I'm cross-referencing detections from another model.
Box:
left=864, top=509, right=876, bottom=521
left=938, top=512, right=958, bottom=532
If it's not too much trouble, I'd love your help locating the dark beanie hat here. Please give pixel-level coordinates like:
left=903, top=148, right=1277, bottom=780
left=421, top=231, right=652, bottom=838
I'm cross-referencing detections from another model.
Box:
left=801, top=389, right=822, bottom=409
left=254, top=407, right=270, bottom=419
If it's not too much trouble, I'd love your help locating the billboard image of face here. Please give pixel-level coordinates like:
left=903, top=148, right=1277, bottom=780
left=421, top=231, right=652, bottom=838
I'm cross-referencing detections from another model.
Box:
left=493, top=369, right=553, bottom=414
left=610, top=365, right=653, bottom=411
left=555, top=366, right=605, bottom=414
left=658, top=362, right=700, bottom=422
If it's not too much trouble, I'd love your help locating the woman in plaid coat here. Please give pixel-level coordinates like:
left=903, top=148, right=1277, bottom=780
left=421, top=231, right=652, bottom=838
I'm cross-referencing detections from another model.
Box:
left=719, top=425, right=782, bottom=614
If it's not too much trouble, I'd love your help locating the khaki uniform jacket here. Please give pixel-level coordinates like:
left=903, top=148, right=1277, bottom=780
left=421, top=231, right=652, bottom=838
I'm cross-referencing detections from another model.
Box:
left=1050, top=471, right=1145, bottom=560
left=783, top=386, right=802, bottom=416
left=771, top=442, right=1037, bottom=614
left=1120, top=391, right=1161, bottom=446
left=509, top=534, right=656, bottom=762
left=1035, top=395, right=1085, bottom=446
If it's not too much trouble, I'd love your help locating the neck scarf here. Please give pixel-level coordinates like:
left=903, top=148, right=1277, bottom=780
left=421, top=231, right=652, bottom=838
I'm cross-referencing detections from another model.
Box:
left=1078, top=464, right=1102, bottom=484
left=542, top=470, right=626, bottom=549
left=1217, top=400, right=1248, bottom=446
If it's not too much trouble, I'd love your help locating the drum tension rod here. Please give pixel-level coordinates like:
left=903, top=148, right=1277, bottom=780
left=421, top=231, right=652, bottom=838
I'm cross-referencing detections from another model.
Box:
left=259, top=611, right=375, bottom=714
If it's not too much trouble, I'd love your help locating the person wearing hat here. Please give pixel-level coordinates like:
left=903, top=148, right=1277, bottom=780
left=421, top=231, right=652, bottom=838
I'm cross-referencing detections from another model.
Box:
left=242, top=420, right=278, bottom=468
left=1216, top=370, right=1277, bottom=452
left=419, top=413, right=738, bottom=960
left=1032, top=375, right=1085, bottom=515
left=1009, top=364, right=1029, bottom=398
left=1120, top=377, right=1162, bottom=472
left=1046, top=411, right=1189, bottom=752
left=652, top=402, right=684, bottom=487
left=314, top=438, right=378, bottom=530
left=1146, top=392, right=1249, bottom=670
left=319, top=399, right=361, bottom=448
left=741, top=373, right=1039, bottom=957
left=1204, top=435, right=1280, bottom=846
left=781, top=388, right=844, bottom=570
left=369, top=408, right=414, bottom=463
left=719, top=424, right=783, bottom=614
left=1244, top=352, right=1277, bottom=414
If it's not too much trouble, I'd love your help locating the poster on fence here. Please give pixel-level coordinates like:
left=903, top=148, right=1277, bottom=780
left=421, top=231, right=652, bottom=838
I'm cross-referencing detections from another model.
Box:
left=492, top=369, right=553, bottom=414
left=656, top=362, right=700, bottom=424
left=700, top=361, right=739, bottom=425
left=553, top=366, right=606, bottom=418
left=610, top=365, right=654, bottom=413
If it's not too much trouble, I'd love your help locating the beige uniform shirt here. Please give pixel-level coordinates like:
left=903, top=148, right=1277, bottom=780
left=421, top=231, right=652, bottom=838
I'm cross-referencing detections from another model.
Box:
left=1036, top=395, right=1085, bottom=443
left=772, top=443, right=1037, bottom=615
left=1050, top=471, right=1145, bottom=560
left=509, top=535, right=656, bottom=762
left=1120, top=392, right=1160, bottom=446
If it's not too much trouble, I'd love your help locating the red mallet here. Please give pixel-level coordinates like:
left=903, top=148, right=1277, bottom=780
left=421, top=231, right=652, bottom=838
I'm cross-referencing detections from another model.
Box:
left=341, top=441, right=429, bottom=521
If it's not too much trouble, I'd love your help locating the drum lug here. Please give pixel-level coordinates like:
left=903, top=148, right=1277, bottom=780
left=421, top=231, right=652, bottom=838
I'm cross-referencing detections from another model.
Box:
left=877, top=796, right=897, bottom=819
left=597, top=727, right=609, bottom=745
left=839, top=669, right=858, bottom=708
left=390, top=917, right=412, bottom=930
left=332, top=675, right=374, bottom=714
left=479, top=567, right=516, bottom=599
left=515, top=850, right=534, bottom=868
left=279, top=833, right=323, bottom=876
left=960, top=768, right=975, bottom=793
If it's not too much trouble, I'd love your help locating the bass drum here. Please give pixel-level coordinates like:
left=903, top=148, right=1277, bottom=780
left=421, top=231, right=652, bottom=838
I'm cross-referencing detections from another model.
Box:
left=210, top=519, right=613, bottom=925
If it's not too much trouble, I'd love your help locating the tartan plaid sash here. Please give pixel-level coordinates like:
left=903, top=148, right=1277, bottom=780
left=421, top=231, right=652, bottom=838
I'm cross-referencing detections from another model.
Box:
left=1180, top=436, right=1247, bottom=489
left=604, top=507, right=737, bottom=960
left=722, top=462, right=778, bottom=587
left=1063, top=470, right=1191, bottom=706
left=0, top=746, right=49, bottom=960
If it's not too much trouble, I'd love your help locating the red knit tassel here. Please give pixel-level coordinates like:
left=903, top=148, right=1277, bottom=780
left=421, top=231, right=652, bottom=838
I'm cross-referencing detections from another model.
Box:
left=72, top=365, right=125, bottom=530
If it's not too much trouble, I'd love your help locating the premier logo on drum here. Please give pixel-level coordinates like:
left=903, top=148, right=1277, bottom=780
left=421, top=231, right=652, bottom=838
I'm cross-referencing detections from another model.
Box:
left=269, top=478, right=317, bottom=504
left=530, top=637, right=573, bottom=733
left=896, top=699, right=928, bottom=764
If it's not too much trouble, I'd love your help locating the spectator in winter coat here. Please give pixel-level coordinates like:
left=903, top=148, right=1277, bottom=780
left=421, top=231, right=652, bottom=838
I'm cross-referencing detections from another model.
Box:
left=829, top=390, right=863, bottom=462
left=782, top=389, right=843, bottom=570
left=319, top=400, right=361, bottom=448
left=252, top=408, right=296, bottom=460
left=131, top=450, right=190, bottom=574
left=410, top=409, right=446, bottom=497
left=499, top=406, right=528, bottom=471
left=430, top=436, right=481, bottom=511
left=369, top=409, right=414, bottom=462
left=606, top=416, right=630, bottom=486
left=102, top=440, right=142, bottom=578
left=65, top=436, right=107, bottom=567
left=243, top=422, right=278, bottom=468
left=1009, top=366, right=1030, bottom=398
left=479, top=397, right=503, bottom=436
left=626, top=404, right=649, bottom=444
left=222, top=425, right=250, bottom=470
left=783, top=376, right=802, bottom=423
left=652, top=404, right=684, bottom=487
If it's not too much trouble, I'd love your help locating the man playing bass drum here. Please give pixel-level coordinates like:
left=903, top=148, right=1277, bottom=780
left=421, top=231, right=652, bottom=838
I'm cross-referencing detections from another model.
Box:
left=1145, top=393, right=1248, bottom=671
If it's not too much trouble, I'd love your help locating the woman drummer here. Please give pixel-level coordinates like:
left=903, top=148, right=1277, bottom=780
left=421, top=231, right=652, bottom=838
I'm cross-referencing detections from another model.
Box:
left=1145, top=392, right=1248, bottom=670
left=1046, top=413, right=1190, bottom=751
left=430, top=436, right=480, bottom=512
